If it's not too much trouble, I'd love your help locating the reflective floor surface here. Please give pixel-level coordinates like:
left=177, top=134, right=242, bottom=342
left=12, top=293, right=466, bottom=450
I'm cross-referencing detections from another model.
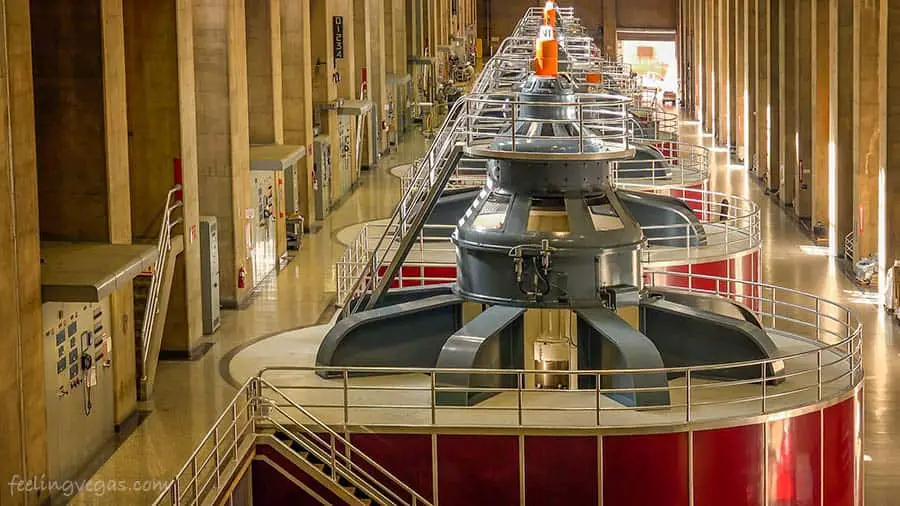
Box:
left=70, top=123, right=900, bottom=505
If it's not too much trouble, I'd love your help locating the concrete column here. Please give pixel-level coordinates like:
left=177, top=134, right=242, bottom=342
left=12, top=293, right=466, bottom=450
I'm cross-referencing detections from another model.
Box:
left=831, top=0, right=855, bottom=254
left=124, top=0, right=203, bottom=354
left=194, top=0, right=253, bottom=307
left=767, top=0, right=781, bottom=192
left=693, top=0, right=703, bottom=121
left=602, top=0, right=618, bottom=58
left=703, top=0, right=714, bottom=133
left=883, top=0, right=900, bottom=300
left=746, top=0, right=757, bottom=170
left=733, top=0, right=744, bottom=160
left=811, top=0, right=831, bottom=232
left=100, top=0, right=138, bottom=427
left=716, top=0, right=729, bottom=146
left=778, top=0, right=796, bottom=205
left=246, top=0, right=284, bottom=145
left=281, top=0, right=316, bottom=226
left=368, top=0, right=388, bottom=154
left=852, top=0, right=882, bottom=259
left=795, top=0, right=814, bottom=217
left=0, top=1, right=47, bottom=502
left=755, top=0, right=769, bottom=177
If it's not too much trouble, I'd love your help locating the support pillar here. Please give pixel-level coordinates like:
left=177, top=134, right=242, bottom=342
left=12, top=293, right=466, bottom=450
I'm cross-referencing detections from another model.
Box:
left=778, top=0, right=797, bottom=205
left=602, top=0, right=617, bottom=59
left=281, top=0, right=316, bottom=227
left=732, top=0, right=744, bottom=160
left=746, top=0, right=757, bottom=170
left=246, top=0, right=284, bottom=145
left=704, top=0, right=715, bottom=133
left=831, top=0, right=854, bottom=255
left=767, top=0, right=781, bottom=192
left=124, top=0, right=202, bottom=354
left=0, top=1, right=47, bottom=502
left=693, top=0, right=703, bottom=121
left=193, top=0, right=253, bottom=307
left=716, top=0, right=729, bottom=146
left=883, top=0, right=900, bottom=301
left=811, top=0, right=832, bottom=234
left=795, top=0, right=814, bottom=217
left=755, top=0, right=770, bottom=178
left=851, top=0, right=882, bottom=260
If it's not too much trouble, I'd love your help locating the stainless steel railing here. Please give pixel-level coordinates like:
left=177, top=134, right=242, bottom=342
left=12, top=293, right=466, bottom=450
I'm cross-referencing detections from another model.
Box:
left=334, top=187, right=761, bottom=302
left=268, top=274, right=862, bottom=430
left=140, top=185, right=183, bottom=380
left=397, top=137, right=708, bottom=196
left=610, top=138, right=710, bottom=188
left=152, top=376, right=432, bottom=506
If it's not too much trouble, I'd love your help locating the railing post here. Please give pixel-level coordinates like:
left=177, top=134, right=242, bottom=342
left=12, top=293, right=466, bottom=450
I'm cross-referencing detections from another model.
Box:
left=817, top=350, right=823, bottom=401
left=342, top=370, right=350, bottom=431
left=517, top=372, right=524, bottom=426
left=595, top=372, right=601, bottom=427
left=191, top=457, right=198, bottom=503
left=330, top=433, right=337, bottom=480
left=430, top=372, right=437, bottom=425
left=760, top=362, right=767, bottom=414
left=685, top=369, right=692, bottom=423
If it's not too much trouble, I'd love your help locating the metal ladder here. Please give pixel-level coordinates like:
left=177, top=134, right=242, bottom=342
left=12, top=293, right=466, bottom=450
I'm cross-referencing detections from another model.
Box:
left=341, top=98, right=469, bottom=314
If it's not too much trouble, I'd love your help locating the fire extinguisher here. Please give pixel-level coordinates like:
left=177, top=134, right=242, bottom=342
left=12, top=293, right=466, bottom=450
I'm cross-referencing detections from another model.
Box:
left=238, top=267, right=246, bottom=289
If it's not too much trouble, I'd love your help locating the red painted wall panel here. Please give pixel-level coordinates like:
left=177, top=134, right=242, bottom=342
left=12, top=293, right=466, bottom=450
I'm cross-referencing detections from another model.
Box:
left=350, top=433, right=435, bottom=502
left=823, top=398, right=857, bottom=506
left=693, top=424, right=764, bottom=506
left=524, top=436, right=598, bottom=506
left=767, top=411, right=822, bottom=506
left=602, top=432, right=689, bottom=506
left=437, top=435, right=520, bottom=506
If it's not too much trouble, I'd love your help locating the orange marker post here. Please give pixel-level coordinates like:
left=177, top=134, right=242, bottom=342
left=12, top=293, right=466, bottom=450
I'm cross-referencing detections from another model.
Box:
left=543, top=1, right=558, bottom=28
left=534, top=26, right=559, bottom=77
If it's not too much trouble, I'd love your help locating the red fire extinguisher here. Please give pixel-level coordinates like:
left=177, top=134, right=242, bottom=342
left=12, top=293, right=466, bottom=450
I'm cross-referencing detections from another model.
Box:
left=238, top=267, right=246, bottom=289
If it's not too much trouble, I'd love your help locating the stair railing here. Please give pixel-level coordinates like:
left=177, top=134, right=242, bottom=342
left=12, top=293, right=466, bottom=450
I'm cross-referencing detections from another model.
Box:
left=340, top=97, right=469, bottom=314
left=140, top=185, right=183, bottom=381
left=259, top=378, right=433, bottom=506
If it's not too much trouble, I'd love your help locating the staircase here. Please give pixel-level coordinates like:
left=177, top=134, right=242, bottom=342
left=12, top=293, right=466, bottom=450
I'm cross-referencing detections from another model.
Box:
left=135, top=185, right=184, bottom=400
left=340, top=97, right=469, bottom=315
left=257, top=381, right=432, bottom=506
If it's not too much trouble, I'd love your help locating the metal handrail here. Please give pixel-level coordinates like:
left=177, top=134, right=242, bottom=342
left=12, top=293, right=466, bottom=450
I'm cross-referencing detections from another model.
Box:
left=140, top=185, right=183, bottom=371
left=340, top=97, right=470, bottom=313
left=259, top=380, right=433, bottom=506
left=270, top=272, right=863, bottom=430
left=334, top=187, right=761, bottom=301
left=610, top=138, right=710, bottom=188
left=152, top=377, right=433, bottom=506
left=397, top=137, right=707, bottom=194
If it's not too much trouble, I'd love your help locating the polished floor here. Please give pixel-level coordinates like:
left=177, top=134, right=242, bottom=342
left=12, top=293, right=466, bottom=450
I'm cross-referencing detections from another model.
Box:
left=72, top=122, right=899, bottom=505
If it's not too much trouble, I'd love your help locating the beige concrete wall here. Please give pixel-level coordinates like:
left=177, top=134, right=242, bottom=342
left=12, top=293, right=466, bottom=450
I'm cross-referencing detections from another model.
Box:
left=0, top=1, right=47, bottom=502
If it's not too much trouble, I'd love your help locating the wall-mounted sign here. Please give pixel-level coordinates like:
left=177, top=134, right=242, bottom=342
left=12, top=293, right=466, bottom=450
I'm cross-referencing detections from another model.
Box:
left=333, top=16, right=344, bottom=60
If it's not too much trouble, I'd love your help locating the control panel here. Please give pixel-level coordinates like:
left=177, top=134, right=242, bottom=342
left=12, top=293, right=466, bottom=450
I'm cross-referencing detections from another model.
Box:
left=44, top=301, right=111, bottom=399
left=42, top=299, right=115, bottom=485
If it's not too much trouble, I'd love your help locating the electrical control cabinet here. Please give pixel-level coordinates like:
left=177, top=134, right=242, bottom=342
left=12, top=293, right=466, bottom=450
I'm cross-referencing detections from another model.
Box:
left=200, top=217, right=221, bottom=334
left=336, top=117, right=354, bottom=198
left=42, top=300, right=114, bottom=485
left=313, top=135, right=332, bottom=220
